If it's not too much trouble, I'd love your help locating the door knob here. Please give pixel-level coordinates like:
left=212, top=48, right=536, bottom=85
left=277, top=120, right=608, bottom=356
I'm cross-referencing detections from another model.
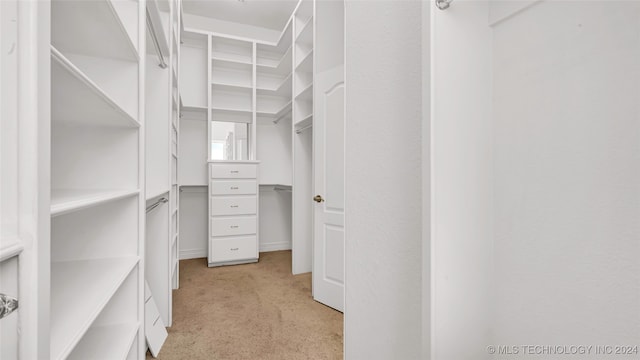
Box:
left=313, top=195, right=325, bottom=203
left=0, top=294, right=18, bottom=320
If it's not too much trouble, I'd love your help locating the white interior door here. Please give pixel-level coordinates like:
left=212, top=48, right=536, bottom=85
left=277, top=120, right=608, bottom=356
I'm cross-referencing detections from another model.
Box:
left=313, top=65, right=345, bottom=312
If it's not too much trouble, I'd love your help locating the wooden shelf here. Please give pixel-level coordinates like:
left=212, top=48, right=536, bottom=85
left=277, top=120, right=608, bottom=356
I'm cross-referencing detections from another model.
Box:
left=67, top=322, right=139, bottom=360
left=51, top=189, right=140, bottom=217
left=296, top=50, right=313, bottom=73
left=50, top=257, right=139, bottom=360
left=51, top=0, right=138, bottom=62
left=295, top=83, right=313, bottom=101
left=51, top=47, right=139, bottom=128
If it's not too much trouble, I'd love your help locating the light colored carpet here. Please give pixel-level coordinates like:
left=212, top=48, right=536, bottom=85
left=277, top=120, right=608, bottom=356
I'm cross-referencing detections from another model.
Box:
left=148, top=251, right=343, bottom=360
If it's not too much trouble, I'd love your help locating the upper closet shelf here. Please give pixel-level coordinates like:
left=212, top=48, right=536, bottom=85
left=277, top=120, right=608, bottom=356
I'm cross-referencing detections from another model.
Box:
left=51, top=47, right=140, bottom=128
left=257, top=73, right=292, bottom=96
left=50, top=257, right=139, bottom=360
left=51, top=189, right=140, bottom=217
left=257, top=46, right=292, bottom=76
left=52, top=0, right=138, bottom=62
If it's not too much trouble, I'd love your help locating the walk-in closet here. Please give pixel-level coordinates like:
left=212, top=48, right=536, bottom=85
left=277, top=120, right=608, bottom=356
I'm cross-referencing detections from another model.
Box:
left=5, top=0, right=636, bottom=359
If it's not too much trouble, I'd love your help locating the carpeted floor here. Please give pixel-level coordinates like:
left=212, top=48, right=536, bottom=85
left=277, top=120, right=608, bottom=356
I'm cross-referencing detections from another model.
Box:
left=147, top=250, right=343, bottom=360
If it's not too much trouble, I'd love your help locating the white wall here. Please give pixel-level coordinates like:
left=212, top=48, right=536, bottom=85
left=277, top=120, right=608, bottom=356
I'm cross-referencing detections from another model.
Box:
left=178, top=187, right=208, bottom=259
left=491, top=0, right=640, bottom=354
left=184, top=13, right=281, bottom=43
left=345, top=1, right=423, bottom=358
left=430, top=1, right=493, bottom=359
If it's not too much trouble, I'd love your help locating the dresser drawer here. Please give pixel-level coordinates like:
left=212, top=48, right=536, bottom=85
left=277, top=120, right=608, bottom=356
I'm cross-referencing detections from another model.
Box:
left=210, top=196, right=257, bottom=216
left=210, top=216, right=256, bottom=237
left=211, top=164, right=257, bottom=179
left=210, top=180, right=257, bottom=195
left=209, top=236, right=257, bottom=263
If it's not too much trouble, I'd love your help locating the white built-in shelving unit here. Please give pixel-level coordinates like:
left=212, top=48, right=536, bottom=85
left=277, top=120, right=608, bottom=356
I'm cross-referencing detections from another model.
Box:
left=144, top=0, right=180, bottom=330
left=291, top=0, right=314, bottom=273
left=50, top=0, right=145, bottom=358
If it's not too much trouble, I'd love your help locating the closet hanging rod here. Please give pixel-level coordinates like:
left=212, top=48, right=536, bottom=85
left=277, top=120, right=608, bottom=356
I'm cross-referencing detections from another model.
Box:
left=295, top=124, right=312, bottom=134
left=146, top=9, right=168, bottom=69
left=146, top=197, right=168, bottom=213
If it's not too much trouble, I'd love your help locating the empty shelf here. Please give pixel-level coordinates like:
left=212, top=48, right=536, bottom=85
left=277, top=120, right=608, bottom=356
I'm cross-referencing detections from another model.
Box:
left=50, top=257, right=139, bottom=360
left=52, top=0, right=138, bottom=62
left=295, top=83, right=313, bottom=101
left=211, top=53, right=252, bottom=66
left=295, top=17, right=313, bottom=45
left=257, top=73, right=292, bottom=97
left=295, top=50, right=313, bottom=73
left=52, top=47, right=139, bottom=128
left=295, top=114, right=313, bottom=131
left=67, top=322, right=139, bottom=360
left=51, top=189, right=140, bottom=217
left=181, top=105, right=207, bottom=121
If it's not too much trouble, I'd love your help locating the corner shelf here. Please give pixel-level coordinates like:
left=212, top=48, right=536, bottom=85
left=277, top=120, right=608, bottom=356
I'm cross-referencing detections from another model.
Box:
left=294, top=114, right=313, bottom=132
left=295, top=82, right=313, bottom=101
left=50, top=257, right=139, bottom=360
left=295, top=50, right=313, bottom=73
left=51, top=47, right=139, bottom=128
left=51, top=189, right=140, bottom=218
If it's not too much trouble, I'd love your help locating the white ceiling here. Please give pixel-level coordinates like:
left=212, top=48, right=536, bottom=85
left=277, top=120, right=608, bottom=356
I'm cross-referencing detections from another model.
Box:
left=182, top=0, right=298, bottom=31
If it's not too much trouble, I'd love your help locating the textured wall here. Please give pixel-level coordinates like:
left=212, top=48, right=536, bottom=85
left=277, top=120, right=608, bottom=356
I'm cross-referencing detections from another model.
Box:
left=345, top=1, right=423, bottom=358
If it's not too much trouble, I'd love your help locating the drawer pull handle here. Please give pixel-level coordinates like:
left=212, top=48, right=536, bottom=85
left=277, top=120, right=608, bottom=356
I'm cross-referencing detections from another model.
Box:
left=230, top=225, right=239, bottom=229
left=230, top=205, right=239, bottom=208
left=230, top=187, right=239, bottom=190
left=230, top=170, right=239, bottom=174
left=230, top=247, right=239, bottom=251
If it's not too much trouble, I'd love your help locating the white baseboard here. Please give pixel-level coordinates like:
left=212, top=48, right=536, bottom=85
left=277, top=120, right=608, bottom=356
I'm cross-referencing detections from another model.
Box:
left=259, top=241, right=292, bottom=253
left=180, top=248, right=207, bottom=260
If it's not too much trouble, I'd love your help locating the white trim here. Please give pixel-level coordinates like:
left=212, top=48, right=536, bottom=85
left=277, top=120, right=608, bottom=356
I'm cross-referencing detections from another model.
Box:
left=179, top=248, right=206, bottom=260
left=259, top=241, right=291, bottom=253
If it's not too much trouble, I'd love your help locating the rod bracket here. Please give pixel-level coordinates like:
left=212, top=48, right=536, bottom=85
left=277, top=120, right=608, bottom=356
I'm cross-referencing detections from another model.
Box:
left=436, top=0, right=452, bottom=10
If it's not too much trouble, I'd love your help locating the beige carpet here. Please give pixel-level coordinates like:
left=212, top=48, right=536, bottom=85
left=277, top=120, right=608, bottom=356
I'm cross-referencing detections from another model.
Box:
left=148, top=251, right=343, bottom=360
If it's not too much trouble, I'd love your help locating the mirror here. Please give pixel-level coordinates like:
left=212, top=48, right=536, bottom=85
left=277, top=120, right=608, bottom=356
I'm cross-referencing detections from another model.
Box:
left=210, top=121, right=249, bottom=161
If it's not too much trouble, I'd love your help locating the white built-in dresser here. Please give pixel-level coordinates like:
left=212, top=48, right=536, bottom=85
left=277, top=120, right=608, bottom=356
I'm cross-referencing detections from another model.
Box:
left=208, top=161, right=260, bottom=266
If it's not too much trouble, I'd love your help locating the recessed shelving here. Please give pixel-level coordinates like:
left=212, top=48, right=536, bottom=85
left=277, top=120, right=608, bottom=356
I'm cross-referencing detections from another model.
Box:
left=51, top=189, right=140, bottom=217
left=51, top=47, right=139, bottom=128
left=50, top=257, right=139, bottom=360
left=67, top=322, right=139, bottom=360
